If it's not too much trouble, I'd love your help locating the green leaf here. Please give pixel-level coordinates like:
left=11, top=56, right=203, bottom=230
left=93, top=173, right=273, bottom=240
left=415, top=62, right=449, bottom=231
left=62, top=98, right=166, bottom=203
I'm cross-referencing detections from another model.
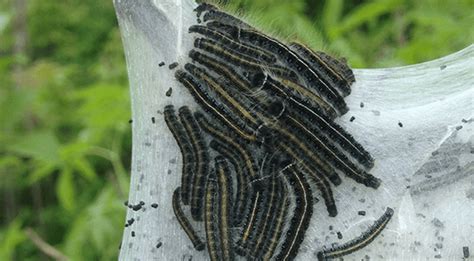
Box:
left=0, top=218, right=26, bottom=260
left=6, top=130, right=60, bottom=164
left=62, top=213, right=89, bottom=259
left=73, top=84, right=130, bottom=142
left=321, top=0, right=343, bottom=33
left=28, top=162, right=58, bottom=184
left=63, top=186, right=124, bottom=260
left=331, top=0, right=403, bottom=39
left=0, top=155, right=22, bottom=172
left=60, top=142, right=97, bottom=181
left=56, top=167, right=76, bottom=212
left=72, top=157, right=96, bottom=181
left=0, top=56, right=13, bottom=77
left=0, top=88, right=33, bottom=134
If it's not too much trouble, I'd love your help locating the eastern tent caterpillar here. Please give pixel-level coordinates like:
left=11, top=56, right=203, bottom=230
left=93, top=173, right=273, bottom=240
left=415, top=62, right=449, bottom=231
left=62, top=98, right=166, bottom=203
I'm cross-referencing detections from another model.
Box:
left=260, top=186, right=289, bottom=260
left=184, top=63, right=261, bottom=129
left=285, top=94, right=375, bottom=169
left=178, top=106, right=210, bottom=221
left=204, top=175, right=220, bottom=261
left=189, top=25, right=276, bottom=64
left=236, top=157, right=280, bottom=256
left=164, top=105, right=195, bottom=205
left=299, top=161, right=338, bottom=217
left=195, top=3, right=253, bottom=30
left=290, top=42, right=353, bottom=97
left=284, top=114, right=380, bottom=189
left=209, top=139, right=251, bottom=226
left=189, top=50, right=253, bottom=93
left=260, top=74, right=339, bottom=121
left=175, top=70, right=257, bottom=141
left=237, top=28, right=349, bottom=115
left=235, top=190, right=263, bottom=257
left=248, top=175, right=284, bottom=258
left=168, top=4, right=383, bottom=260
left=195, top=112, right=259, bottom=179
left=193, top=37, right=297, bottom=80
left=275, top=164, right=314, bottom=261
left=317, top=207, right=394, bottom=260
left=214, top=156, right=234, bottom=260
left=172, top=187, right=205, bottom=251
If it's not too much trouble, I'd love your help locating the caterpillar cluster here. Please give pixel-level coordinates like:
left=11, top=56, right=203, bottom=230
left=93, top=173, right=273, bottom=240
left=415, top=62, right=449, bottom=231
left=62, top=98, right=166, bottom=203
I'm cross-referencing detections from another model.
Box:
left=164, top=3, right=392, bottom=260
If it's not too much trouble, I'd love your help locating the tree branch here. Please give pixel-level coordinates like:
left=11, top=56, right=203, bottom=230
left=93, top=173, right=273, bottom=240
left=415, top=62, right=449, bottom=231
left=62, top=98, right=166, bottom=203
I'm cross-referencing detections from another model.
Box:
left=24, top=228, right=69, bottom=261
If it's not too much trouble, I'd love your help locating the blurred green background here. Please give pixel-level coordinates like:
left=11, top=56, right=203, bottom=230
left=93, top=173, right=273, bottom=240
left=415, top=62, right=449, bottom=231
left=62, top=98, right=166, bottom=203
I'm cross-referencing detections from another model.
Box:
left=0, top=0, right=472, bottom=260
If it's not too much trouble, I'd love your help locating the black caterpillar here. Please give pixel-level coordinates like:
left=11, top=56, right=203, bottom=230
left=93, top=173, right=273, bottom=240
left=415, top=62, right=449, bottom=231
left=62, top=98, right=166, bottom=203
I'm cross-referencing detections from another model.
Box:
left=164, top=3, right=391, bottom=261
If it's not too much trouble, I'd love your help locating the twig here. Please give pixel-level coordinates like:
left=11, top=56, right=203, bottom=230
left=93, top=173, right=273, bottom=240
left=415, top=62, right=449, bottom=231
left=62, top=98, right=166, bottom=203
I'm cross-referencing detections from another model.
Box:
left=24, top=227, right=69, bottom=261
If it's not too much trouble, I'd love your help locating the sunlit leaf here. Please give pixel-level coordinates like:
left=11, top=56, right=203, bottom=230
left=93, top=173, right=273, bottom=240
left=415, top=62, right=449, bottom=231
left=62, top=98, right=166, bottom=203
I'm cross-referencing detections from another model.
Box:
left=321, top=0, right=343, bottom=33
left=72, top=158, right=96, bottom=181
left=60, top=141, right=97, bottom=181
left=73, top=84, right=130, bottom=141
left=56, top=167, right=76, bottom=212
left=0, top=218, right=26, bottom=260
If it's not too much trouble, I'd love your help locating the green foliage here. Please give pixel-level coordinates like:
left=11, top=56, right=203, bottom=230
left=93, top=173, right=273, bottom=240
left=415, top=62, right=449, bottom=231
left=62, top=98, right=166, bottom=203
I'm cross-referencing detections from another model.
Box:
left=0, top=0, right=472, bottom=260
left=27, top=0, right=117, bottom=65
left=62, top=187, right=124, bottom=260
left=1, top=0, right=129, bottom=259
left=0, top=218, right=26, bottom=261
left=217, top=0, right=474, bottom=67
